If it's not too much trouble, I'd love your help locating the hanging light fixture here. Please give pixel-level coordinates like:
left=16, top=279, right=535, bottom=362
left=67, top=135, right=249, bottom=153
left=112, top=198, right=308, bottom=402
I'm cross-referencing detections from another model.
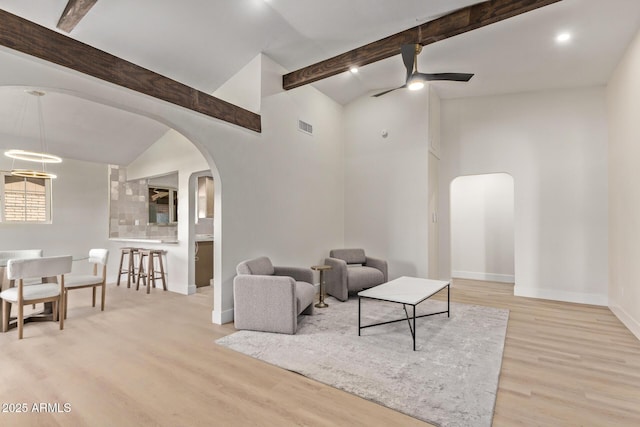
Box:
left=4, top=90, right=61, bottom=179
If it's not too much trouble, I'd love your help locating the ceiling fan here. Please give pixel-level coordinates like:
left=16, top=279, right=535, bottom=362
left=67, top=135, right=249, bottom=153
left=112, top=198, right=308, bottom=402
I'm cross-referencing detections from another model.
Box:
left=373, top=44, right=474, bottom=97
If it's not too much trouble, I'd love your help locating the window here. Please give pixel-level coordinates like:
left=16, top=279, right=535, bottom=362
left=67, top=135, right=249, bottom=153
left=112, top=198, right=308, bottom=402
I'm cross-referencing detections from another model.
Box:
left=148, top=186, right=177, bottom=224
left=0, top=172, right=52, bottom=223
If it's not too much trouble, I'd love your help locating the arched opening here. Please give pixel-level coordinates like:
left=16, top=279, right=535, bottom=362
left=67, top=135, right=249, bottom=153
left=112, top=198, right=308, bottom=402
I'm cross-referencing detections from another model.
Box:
left=449, top=173, right=515, bottom=288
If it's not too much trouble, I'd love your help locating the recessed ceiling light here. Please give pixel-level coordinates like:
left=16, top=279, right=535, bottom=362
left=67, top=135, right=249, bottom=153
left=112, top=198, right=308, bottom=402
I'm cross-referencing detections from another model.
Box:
left=556, top=32, right=571, bottom=43
left=350, top=66, right=359, bottom=74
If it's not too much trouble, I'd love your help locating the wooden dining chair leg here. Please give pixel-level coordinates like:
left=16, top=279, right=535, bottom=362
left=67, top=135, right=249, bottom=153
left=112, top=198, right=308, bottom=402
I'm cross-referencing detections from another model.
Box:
left=2, top=300, right=9, bottom=332
left=92, top=287, right=96, bottom=307
left=53, top=299, right=59, bottom=322
left=59, top=297, right=64, bottom=330
left=18, top=303, right=24, bottom=339
left=101, top=282, right=106, bottom=311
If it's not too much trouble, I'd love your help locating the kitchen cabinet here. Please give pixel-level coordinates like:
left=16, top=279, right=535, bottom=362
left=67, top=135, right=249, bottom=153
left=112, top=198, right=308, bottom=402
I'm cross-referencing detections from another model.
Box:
left=195, top=240, right=213, bottom=287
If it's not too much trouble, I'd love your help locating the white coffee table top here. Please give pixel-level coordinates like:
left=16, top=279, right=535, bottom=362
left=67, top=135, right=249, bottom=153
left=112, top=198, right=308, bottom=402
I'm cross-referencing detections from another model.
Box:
left=358, top=276, right=450, bottom=305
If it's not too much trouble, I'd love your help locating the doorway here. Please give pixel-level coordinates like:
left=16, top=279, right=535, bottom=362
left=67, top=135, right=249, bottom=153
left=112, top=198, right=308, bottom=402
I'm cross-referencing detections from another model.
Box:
left=450, top=173, right=514, bottom=284
left=191, top=172, right=214, bottom=289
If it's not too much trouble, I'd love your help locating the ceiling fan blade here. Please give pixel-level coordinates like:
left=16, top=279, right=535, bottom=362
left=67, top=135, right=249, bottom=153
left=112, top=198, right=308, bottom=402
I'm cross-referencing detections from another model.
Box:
left=417, top=72, right=474, bottom=82
left=372, top=85, right=406, bottom=97
left=401, top=44, right=416, bottom=82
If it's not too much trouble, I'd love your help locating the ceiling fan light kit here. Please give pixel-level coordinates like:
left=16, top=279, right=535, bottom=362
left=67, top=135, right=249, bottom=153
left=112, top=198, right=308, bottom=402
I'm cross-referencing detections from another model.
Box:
left=407, top=76, right=425, bottom=91
left=3, top=90, right=61, bottom=179
left=373, top=43, right=473, bottom=97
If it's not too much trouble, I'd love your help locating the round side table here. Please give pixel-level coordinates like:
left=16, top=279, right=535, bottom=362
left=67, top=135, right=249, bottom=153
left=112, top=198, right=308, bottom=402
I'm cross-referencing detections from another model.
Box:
left=311, top=265, right=332, bottom=308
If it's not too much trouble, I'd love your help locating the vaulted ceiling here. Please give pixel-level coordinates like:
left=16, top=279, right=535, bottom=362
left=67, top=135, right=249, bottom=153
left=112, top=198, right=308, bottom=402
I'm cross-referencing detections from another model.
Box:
left=0, top=0, right=639, bottom=164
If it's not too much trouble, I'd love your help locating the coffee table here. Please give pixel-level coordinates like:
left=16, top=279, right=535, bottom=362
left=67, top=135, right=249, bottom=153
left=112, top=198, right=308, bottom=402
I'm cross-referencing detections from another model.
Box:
left=358, top=276, right=450, bottom=351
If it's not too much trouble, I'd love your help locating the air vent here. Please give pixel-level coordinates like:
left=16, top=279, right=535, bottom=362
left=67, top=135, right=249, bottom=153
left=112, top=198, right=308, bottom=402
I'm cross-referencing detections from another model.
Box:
left=298, top=119, right=313, bottom=135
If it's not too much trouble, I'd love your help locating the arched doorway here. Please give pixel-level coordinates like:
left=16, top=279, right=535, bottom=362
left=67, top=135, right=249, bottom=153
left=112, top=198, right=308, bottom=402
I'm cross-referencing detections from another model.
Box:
left=0, top=85, right=223, bottom=321
left=450, top=173, right=515, bottom=286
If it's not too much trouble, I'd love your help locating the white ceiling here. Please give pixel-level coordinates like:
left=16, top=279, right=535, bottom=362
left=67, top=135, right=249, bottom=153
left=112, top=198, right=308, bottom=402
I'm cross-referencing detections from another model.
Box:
left=0, top=0, right=639, bottom=165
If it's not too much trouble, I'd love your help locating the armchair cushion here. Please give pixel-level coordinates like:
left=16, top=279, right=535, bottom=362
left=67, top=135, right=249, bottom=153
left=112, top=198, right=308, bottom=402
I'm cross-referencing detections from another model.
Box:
left=236, top=256, right=275, bottom=276
left=274, top=266, right=313, bottom=284
left=346, top=266, right=385, bottom=291
left=329, top=248, right=366, bottom=265
left=295, top=281, right=315, bottom=314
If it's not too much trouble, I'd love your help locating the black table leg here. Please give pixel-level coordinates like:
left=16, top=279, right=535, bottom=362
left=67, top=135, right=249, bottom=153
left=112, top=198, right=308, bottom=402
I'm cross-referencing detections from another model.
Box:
left=413, top=304, right=417, bottom=351
left=358, top=296, right=361, bottom=336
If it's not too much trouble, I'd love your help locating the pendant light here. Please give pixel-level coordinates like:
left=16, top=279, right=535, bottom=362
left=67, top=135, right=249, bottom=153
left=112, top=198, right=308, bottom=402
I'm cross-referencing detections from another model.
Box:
left=4, top=90, right=61, bottom=179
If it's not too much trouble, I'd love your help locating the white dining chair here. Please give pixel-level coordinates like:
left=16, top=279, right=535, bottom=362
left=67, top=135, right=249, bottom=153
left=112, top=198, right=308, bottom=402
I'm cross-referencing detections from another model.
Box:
left=62, top=249, right=109, bottom=319
left=0, top=249, right=43, bottom=261
left=0, top=249, right=43, bottom=289
left=0, top=255, right=72, bottom=339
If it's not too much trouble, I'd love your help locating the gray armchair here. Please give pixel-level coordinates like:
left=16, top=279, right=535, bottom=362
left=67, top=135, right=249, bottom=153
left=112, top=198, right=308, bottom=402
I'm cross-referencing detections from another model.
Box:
left=324, top=249, right=388, bottom=301
left=233, top=256, right=314, bottom=334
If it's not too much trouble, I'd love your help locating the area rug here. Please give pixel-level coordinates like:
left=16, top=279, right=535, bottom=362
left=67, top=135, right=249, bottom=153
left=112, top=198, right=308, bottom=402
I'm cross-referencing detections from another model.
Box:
left=216, top=297, right=509, bottom=427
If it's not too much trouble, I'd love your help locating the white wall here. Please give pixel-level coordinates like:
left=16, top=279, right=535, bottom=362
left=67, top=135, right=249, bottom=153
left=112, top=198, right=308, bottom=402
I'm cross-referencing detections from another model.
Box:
left=206, top=54, right=345, bottom=322
left=123, top=129, right=210, bottom=295
left=213, top=54, right=262, bottom=114
left=450, top=173, right=514, bottom=283
left=440, top=87, right=609, bottom=305
left=0, top=156, right=109, bottom=276
left=343, top=88, right=429, bottom=278
left=607, top=28, right=640, bottom=339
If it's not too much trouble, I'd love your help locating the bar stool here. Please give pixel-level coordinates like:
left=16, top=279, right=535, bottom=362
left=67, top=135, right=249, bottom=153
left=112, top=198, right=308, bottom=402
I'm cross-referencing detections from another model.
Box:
left=136, top=249, right=167, bottom=294
left=117, top=247, right=140, bottom=288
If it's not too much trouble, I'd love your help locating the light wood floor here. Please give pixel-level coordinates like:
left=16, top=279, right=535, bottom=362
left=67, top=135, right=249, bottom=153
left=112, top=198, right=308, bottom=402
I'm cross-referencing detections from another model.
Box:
left=0, top=279, right=638, bottom=426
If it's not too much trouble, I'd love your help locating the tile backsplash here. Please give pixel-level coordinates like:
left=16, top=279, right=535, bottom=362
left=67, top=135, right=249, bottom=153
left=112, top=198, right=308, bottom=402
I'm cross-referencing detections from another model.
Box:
left=108, top=165, right=177, bottom=240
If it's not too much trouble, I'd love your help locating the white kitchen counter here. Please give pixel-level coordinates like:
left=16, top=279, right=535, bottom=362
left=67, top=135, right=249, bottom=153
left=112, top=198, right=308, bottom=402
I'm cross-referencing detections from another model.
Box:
left=109, top=238, right=179, bottom=244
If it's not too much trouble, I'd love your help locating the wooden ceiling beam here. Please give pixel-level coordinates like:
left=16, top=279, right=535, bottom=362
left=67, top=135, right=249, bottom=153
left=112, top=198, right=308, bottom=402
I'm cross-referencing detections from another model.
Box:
left=283, top=0, right=562, bottom=90
left=57, top=0, right=98, bottom=33
left=0, top=9, right=261, bottom=133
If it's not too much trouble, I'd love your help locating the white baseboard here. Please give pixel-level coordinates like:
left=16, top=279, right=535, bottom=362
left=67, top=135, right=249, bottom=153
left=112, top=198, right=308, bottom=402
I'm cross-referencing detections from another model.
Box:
left=452, top=270, right=514, bottom=283
left=609, top=304, right=640, bottom=341
left=212, top=308, right=234, bottom=325
left=187, top=284, right=197, bottom=295
left=514, top=286, right=608, bottom=306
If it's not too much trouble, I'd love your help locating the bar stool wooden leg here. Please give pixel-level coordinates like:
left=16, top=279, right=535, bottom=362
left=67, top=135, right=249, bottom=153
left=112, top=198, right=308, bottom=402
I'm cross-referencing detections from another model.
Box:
left=127, top=249, right=134, bottom=288
left=147, top=251, right=154, bottom=294
left=131, top=249, right=138, bottom=285
left=117, top=250, right=125, bottom=287
left=157, top=251, right=167, bottom=291
left=136, top=251, right=147, bottom=291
